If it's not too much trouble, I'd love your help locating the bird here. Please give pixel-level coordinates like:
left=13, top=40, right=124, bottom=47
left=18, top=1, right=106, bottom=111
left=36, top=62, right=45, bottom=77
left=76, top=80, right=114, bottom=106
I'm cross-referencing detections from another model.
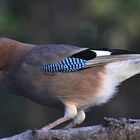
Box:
left=0, top=37, right=140, bottom=130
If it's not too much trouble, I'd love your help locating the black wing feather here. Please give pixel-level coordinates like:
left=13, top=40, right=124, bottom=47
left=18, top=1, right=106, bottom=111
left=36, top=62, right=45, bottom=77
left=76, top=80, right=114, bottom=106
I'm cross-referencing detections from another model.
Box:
left=71, top=49, right=96, bottom=60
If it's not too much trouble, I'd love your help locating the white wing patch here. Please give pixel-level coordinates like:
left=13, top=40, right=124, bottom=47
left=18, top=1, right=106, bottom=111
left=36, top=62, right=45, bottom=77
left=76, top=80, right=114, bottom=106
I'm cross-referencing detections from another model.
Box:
left=92, top=50, right=111, bottom=57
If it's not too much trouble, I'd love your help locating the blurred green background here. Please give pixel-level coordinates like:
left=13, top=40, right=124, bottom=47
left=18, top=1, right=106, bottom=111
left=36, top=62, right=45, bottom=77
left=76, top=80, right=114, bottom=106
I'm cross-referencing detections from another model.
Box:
left=0, top=0, right=140, bottom=138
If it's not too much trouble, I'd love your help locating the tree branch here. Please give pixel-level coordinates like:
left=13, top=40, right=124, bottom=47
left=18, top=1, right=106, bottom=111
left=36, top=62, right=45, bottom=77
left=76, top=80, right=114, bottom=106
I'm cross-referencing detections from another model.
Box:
left=1, top=118, right=140, bottom=140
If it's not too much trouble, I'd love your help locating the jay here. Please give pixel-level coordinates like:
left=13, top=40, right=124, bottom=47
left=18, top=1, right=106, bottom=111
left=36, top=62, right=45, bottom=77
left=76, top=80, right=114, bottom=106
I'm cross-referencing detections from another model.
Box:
left=0, top=37, right=140, bottom=130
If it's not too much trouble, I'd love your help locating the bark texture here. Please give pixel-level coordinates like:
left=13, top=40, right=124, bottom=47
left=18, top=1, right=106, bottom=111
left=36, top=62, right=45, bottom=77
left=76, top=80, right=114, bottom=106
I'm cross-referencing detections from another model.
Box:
left=1, top=118, right=140, bottom=140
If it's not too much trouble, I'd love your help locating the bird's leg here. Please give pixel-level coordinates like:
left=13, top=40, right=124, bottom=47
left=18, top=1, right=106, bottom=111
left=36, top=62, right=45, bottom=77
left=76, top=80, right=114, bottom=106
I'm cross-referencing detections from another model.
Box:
left=41, top=103, right=77, bottom=130
left=63, top=110, right=86, bottom=129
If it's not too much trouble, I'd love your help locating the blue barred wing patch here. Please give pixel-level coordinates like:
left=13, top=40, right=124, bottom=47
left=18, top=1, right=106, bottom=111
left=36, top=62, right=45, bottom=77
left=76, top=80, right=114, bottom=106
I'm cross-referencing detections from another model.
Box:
left=40, top=57, right=86, bottom=72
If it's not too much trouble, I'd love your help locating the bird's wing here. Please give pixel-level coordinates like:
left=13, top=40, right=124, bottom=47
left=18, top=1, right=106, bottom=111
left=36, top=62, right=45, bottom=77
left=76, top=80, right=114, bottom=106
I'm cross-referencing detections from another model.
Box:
left=24, top=44, right=140, bottom=72
left=71, top=48, right=140, bottom=67
left=85, top=54, right=140, bottom=67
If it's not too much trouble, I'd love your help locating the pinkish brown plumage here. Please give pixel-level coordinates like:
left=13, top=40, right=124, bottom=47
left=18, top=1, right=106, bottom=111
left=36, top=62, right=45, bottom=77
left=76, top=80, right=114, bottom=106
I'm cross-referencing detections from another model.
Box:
left=0, top=37, right=140, bottom=129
